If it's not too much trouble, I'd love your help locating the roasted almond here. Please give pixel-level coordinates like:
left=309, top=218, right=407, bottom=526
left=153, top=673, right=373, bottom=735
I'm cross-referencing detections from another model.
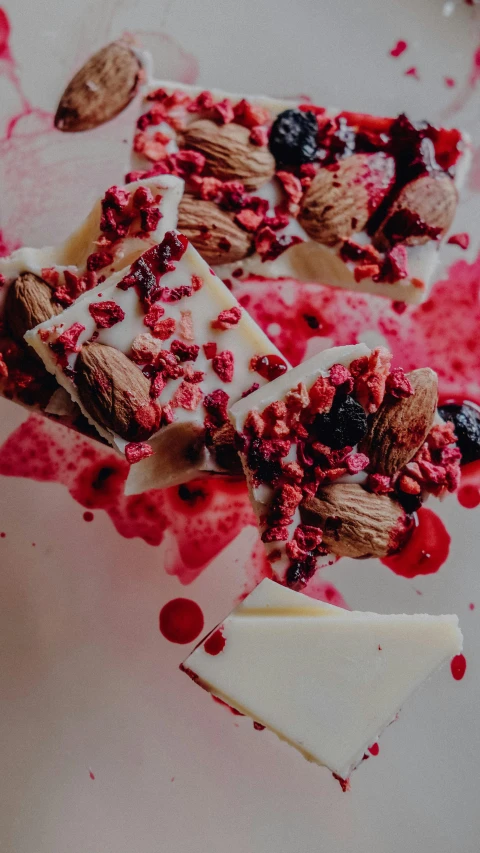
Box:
left=301, top=483, right=409, bottom=559
left=358, top=367, right=438, bottom=476
left=55, top=42, right=142, bottom=132
left=182, top=119, right=276, bottom=190
left=5, top=272, right=62, bottom=342
left=177, top=195, right=252, bottom=264
left=76, top=342, right=159, bottom=441
left=373, top=173, right=458, bottom=251
left=298, top=153, right=395, bottom=246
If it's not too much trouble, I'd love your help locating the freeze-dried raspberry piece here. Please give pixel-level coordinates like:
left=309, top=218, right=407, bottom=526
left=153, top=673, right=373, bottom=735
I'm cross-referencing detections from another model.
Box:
left=172, top=381, right=203, bottom=411
left=276, top=170, right=303, bottom=214
left=340, top=240, right=381, bottom=263
left=88, top=301, right=125, bottom=328
left=131, top=334, right=162, bottom=365
left=133, top=402, right=161, bottom=435
left=86, top=251, right=114, bottom=272
left=170, top=149, right=206, bottom=178
left=244, top=409, right=265, bottom=437
left=144, top=304, right=165, bottom=328
left=156, top=350, right=184, bottom=380
left=233, top=99, right=270, bottom=128
left=125, top=442, right=154, bottom=464
left=53, top=270, right=88, bottom=306
left=143, top=136, right=169, bottom=162
left=204, top=389, right=229, bottom=425
left=367, top=473, right=393, bottom=494
left=241, top=382, right=260, bottom=398
left=274, top=483, right=303, bottom=514
left=235, top=208, right=264, bottom=231
left=212, top=350, right=234, bottom=382
left=140, top=206, right=162, bottom=233
left=212, top=98, right=235, bottom=124
left=211, top=306, right=242, bottom=329
left=119, top=232, right=189, bottom=308
left=41, top=267, right=60, bottom=288
left=179, top=310, right=194, bottom=341
left=152, top=317, right=176, bottom=340
left=170, top=339, right=199, bottom=362
left=161, top=285, right=193, bottom=302
left=308, top=375, right=336, bottom=414
left=350, top=346, right=392, bottom=413
left=132, top=186, right=156, bottom=209
left=427, top=421, right=457, bottom=450
left=281, top=460, right=303, bottom=482
left=203, top=342, right=217, bottom=360
left=191, top=275, right=203, bottom=291
left=250, top=126, right=269, bottom=146
left=346, top=452, right=369, bottom=474
left=263, top=401, right=287, bottom=422
left=262, top=526, right=290, bottom=543
left=103, top=185, right=130, bottom=211
left=329, top=363, right=354, bottom=392
left=136, top=105, right=167, bottom=129
left=285, top=382, right=309, bottom=413
left=255, top=226, right=303, bottom=261
left=187, top=90, right=214, bottom=112
left=184, top=366, right=204, bottom=383
left=386, top=367, right=414, bottom=399
left=354, top=263, right=381, bottom=283
left=398, top=474, right=422, bottom=495
left=220, top=180, right=247, bottom=211
left=161, top=403, right=174, bottom=424
left=262, top=213, right=290, bottom=231
left=376, top=245, right=409, bottom=284
left=150, top=372, right=166, bottom=399
left=49, top=322, right=85, bottom=367
left=294, top=524, right=323, bottom=551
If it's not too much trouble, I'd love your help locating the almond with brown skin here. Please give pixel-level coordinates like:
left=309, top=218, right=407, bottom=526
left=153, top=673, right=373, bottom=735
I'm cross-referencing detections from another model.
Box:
left=358, top=367, right=438, bottom=477
left=55, top=42, right=142, bottom=132
left=5, top=272, right=62, bottom=342
left=76, top=342, right=159, bottom=441
left=301, top=483, right=409, bottom=558
left=182, top=119, right=276, bottom=190
left=177, top=195, right=252, bottom=264
left=373, top=173, right=458, bottom=251
left=298, top=152, right=395, bottom=246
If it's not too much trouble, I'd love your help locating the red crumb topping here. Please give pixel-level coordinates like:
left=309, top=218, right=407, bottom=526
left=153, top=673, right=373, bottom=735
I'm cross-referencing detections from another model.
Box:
left=88, top=301, right=125, bottom=328
left=49, top=322, right=85, bottom=367
left=125, top=442, right=154, bottom=464
left=152, top=317, right=176, bottom=340
left=212, top=350, right=234, bottom=382
left=211, top=306, right=242, bottom=329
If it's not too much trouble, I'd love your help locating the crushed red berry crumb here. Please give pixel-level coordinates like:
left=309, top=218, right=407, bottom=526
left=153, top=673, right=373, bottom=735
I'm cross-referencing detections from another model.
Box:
left=212, top=350, right=234, bottom=382
left=203, top=342, right=217, bottom=360
left=88, top=301, right=125, bottom=328
left=170, top=339, right=199, bottom=362
left=211, top=306, right=242, bottom=329
left=386, top=367, right=414, bottom=399
left=125, top=442, right=155, bottom=464
left=49, top=322, right=85, bottom=367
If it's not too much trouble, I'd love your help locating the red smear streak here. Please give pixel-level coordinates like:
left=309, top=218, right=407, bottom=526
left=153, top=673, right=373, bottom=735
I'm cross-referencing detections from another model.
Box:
left=458, top=461, right=480, bottom=509
left=159, top=598, right=204, bottom=644
left=451, top=653, right=467, bottom=681
left=389, top=40, right=408, bottom=58
left=381, top=508, right=450, bottom=578
left=89, top=770, right=95, bottom=780
left=253, top=721, right=265, bottom=730
left=332, top=773, right=351, bottom=792
left=444, top=77, right=456, bottom=88
left=368, top=743, right=380, bottom=756
left=447, top=232, right=470, bottom=249
left=204, top=627, right=226, bottom=655
left=212, top=696, right=244, bottom=716
left=469, top=45, right=480, bottom=87
left=405, top=67, right=420, bottom=80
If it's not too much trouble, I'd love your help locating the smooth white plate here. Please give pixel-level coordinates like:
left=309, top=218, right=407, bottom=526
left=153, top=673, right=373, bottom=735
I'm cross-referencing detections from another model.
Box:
left=0, top=2, right=479, bottom=852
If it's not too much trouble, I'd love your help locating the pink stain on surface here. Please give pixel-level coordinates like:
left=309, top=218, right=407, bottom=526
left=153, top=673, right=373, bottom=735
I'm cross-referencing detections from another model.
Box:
left=389, top=40, right=408, bottom=58
left=444, top=77, right=456, bottom=88
left=404, top=66, right=420, bottom=81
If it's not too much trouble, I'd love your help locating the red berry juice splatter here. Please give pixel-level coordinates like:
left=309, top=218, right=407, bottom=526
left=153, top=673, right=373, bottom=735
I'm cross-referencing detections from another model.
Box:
left=159, top=598, right=204, bottom=644
left=368, top=743, right=380, bottom=756
left=451, top=653, right=467, bottom=681
left=381, top=508, right=450, bottom=578
left=204, top=628, right=226, bottom=656
left=458, top=461, right=480, bottom=509
left=389, top=40, right=408, bottom=58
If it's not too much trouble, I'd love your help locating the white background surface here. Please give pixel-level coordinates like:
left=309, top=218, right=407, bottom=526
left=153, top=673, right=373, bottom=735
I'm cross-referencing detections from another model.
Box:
left=0, top=1, right=479, bottom=851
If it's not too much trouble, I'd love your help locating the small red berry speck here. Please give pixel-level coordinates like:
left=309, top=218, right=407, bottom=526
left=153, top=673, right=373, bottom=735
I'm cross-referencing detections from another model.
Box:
left=83, top=511, right=94, bottom=522
left=444, top=76, right=456, bottom=88
left=405, top=66, right=420, bottom=80
left=159, top=598, right=205, bottom=644
left=447, top=232, right=470, bottom=250
left=389, top=39, right=408, bottom=58
left=204, top=627, right=226, bottom=655
left=89, top=770, right=95, bottom=780
left=368, top=742, right=380, bottom=756
left=0, top=532, right=5, bottom=538
left=451, top=653, right=467, bottom=681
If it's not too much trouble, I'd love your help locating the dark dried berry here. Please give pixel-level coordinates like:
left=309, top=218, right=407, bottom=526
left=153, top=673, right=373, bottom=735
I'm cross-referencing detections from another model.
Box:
left=285, top=555, right=316, bottom=590
left=312, top=395, right=368, bottom=450
left=269, top=109, right=318, bottom=166
left=438, top=403, right=480, bottom=465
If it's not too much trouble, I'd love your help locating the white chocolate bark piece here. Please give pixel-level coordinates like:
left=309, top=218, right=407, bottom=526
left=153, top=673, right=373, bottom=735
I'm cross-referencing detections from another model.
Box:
left=131, top=81, right=471, bottom=304
left=229, top=344, right=372, bottom=583
left=26, top=232, right=289, bottom=492
left=182, top=578, right=463, bottom=780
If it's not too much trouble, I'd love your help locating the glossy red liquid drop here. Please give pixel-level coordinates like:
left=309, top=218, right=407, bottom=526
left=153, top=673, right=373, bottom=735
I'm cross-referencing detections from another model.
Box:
left=83, top=511, right=94, bottom=522
left=253, top=353, right=288, bottom=381
left=368, top=742, right=380, bottom=756
left=204, top=627, right=226, bottom=655
left=159, top=598, right=204, bottom=644
left=451, top=654, right=467, bottom=681
left=389, top=39, right=408, bottom=58
left=381, top=508, right=450, bottom=578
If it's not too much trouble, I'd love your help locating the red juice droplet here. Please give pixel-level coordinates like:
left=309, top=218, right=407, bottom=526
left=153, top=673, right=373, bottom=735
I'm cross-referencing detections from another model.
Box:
left=389, top=39, right=408, bottom=58
left=159, top=598, right=204, bottom=644
left=204, top=627, right=226, bottom=656
left=405, top=67, right=420, bottom=80
left=381, top=508, right=450, bottom=578
left=368, top=742, right=380, bottom=756
left=458, top=484, right=480, bottom=509
left=253, top=353, right=288, bottom=381
left=89, top=770, right=95, bottom=780
left=83, top=511, right=94, bottom=522
left=469, top=603, right=475, bottom=611
left=451, top=654, right=467, bottom=681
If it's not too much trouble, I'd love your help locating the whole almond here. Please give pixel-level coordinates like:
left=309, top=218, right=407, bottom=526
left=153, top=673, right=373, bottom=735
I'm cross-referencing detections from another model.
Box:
left=177, top=195, right=252, bottom=264
left=55, top=42, right=142, bottom=132
left=5, top=272, right=62, bottom=342
left=298, top=152, right=395, bottom=246
left=76, top=342, right=159, bottom=441
left=358, top=368, right=438, bottom=477
left=301, top=483, right=408, bottom=558
left=373, top=173, right=458, bottom=251
left=182, top=119, right=276, bottom=190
